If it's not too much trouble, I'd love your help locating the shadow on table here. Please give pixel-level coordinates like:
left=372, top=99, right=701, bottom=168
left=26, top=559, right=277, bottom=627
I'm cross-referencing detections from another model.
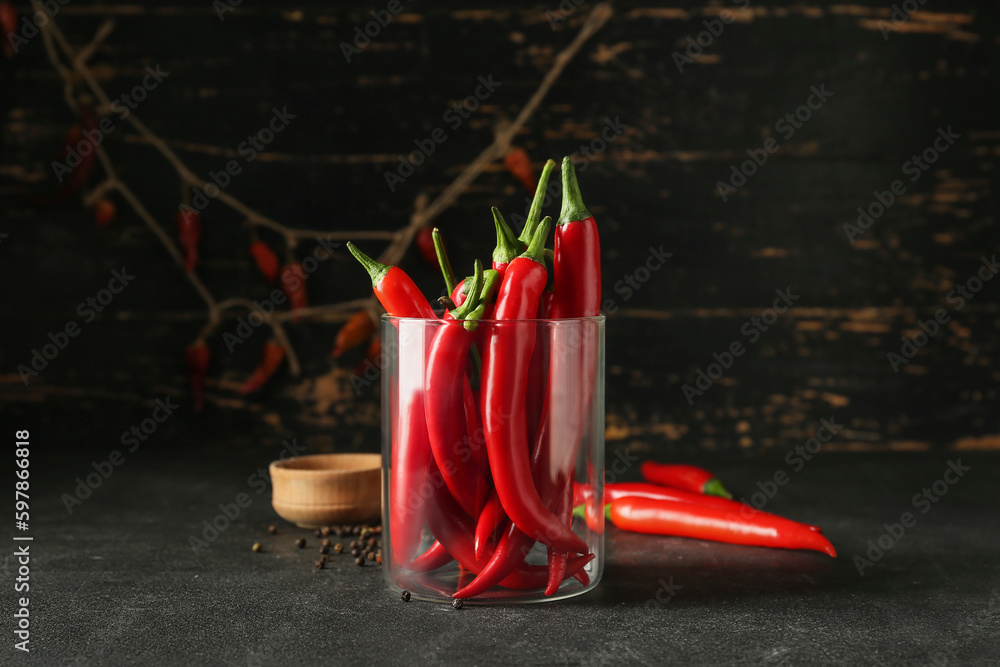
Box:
left=567, top=530, right=848, bottom=607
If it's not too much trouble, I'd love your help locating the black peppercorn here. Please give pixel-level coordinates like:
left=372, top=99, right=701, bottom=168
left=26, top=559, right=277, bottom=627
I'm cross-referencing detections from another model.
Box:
left=351, top=548, right=361, bottom=557
left=295, top=538, right=306, bottom=549
left=367, top=537, right=377, bottom=549
left=315, top=559, right=325, bottom=569
left=320, top=546, right=330, bottom=555
left=452, top=599, right=464, bottom=610
left=267, top=525, right=277, bottom=535
left=355, top=556, right=365, bottom=566
left=401, top=590, right=411, bottom=602
left=349, top=541, right=359, bottom=550
left=352, top=525, right=362, bottom=536
left=320, top=526, right=331, bottom=537
left=321, top=538, right=331, bottom=548
left=333, top=543, right=344, bottom=554
left=314, top=529, right=322, bottom=538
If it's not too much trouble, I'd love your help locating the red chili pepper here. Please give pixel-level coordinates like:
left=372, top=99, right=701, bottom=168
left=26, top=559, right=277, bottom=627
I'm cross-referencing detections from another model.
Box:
left=279, top=263, right=309, bottom=321
left=347, top=243, right=436, bottom=319
left=574, top=481, right=823, bottom=532
left=22, top=103, right=98, bottom=207
left=176, top=210, right=202, bottom=272
left=474, top=492, right=505, bottom=560
left=538, top=157, right=604, bottom=578
left=93, top=199, right=116, bottom=228
left=185, top=342, right=210, bottom=413
left=640, top=462, right=732, bottom=498
left=249, top=240, right=279, bottom=283
left=503, top=147, right=535, bottom=192
left=490, top=207, right=525, bottom=278
left=423, top=263, right=496, bottom=518
left=407, top=540, right=454, bottom=573
left=331, top=309, right=376, bottom=358
left=416, top=227, right=440, bottom=271
left=427, top=479, right=594, bottom=598
left=481, top=219, right=587, bottom=554
left=544, top=475, right=574, bottom=596
left=608, top=496, right=836, bottom=557
left=449, top=278, right=467, bottom=308
left=238, top=341, right=285, bottom=395
left=1, top=3, right=17, bottom=59
left=551, top=156, right=601, bottom=319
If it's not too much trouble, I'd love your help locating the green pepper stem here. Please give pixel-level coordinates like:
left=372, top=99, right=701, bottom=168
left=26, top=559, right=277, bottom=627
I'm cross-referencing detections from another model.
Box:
left=703, top=478, right=732, bottom=499
left=432, top=228, right=457, bottom=295
left=347, top=242, right=390, bottom=288
left=557, top=156, right=591, bottom=225
left=492, top=208, right=525, bottom=267
left=519, top=158, right=557, bottom=245
left=451, top=260, right=484, bottom=322
left=521, top=216, right=551, bottom=264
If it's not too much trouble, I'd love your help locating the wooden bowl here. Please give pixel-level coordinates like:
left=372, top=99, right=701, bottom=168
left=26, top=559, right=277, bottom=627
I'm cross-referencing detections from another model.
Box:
left=270, top=453, right=381, bottom=528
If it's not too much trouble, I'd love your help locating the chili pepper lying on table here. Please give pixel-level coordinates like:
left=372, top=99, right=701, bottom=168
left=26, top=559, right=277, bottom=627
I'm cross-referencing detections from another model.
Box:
left=348, top=243, right=437, bottom=565
left=640, top=462, right=732, bottom=498
left=249, top=240, right=280, bottom=283
left=331, top=309, right=376, bottom=358
left=607, top=496, right=836, bottom=557
left=279, top=262, right=309, bottom=321
left=238, top=341, right=285, bottom=395
left=574, top=481, right=823, bottom=533
left=176, top=210, right=202, bottom=271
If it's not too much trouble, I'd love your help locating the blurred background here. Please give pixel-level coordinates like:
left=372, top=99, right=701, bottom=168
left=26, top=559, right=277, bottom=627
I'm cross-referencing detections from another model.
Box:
left=2, top=0, right=997, bottom=461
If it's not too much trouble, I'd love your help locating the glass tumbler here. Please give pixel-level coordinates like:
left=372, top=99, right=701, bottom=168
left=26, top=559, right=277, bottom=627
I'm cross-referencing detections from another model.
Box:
left=381, top=315, right=605, bottom=603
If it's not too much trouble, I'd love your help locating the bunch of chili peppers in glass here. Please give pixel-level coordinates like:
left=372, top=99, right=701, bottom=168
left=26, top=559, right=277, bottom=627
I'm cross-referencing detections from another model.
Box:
left=350, top=157, right=604, bottom=601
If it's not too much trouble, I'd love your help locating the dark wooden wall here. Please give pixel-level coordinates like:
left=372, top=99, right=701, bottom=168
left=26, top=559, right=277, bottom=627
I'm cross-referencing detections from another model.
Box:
left=2, top=1, right=997, bottom=457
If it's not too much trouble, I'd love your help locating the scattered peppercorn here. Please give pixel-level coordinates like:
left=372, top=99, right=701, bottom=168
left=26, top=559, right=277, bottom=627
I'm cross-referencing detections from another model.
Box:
left=352, top=525, right=362, bottom=535
left=295, top=538, right=306, bottom=549
left=314, top=529, right=322, bottom=538
left=334, top=543, right=344, bottom=554
left=452, top=599, right=464, bottom=610
left=401, top=590, right=411, bottom=602
left=355, top=556, right=365, bottom=566
left=315, top=559, right=325, bottom=569
left=320, top=546, right=330, bottom=555
left=367, top=551, right=375, bottom=561
left=366, top=537, right=377, bottom=549
left=351, top=548, right=361, bottom=557
left=350, top=541, right=360, bottom=550
left=321, top=538, right=331, bottom=547
left=321, top=526, right=331, bottom=537
left=252, top=542, right=263, bottom=552
left=320, top=554, right=329, bottom=563
left=267, top=525, right=277, bottom=534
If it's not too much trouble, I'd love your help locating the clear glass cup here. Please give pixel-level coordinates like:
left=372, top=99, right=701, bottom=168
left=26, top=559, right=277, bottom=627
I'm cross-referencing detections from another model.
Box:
left=381, top=315, right=605, bottom=603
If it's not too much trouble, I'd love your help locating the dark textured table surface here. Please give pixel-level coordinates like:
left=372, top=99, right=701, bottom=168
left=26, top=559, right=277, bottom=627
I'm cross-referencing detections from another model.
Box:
left=18, top=447, right=999, bottom=666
